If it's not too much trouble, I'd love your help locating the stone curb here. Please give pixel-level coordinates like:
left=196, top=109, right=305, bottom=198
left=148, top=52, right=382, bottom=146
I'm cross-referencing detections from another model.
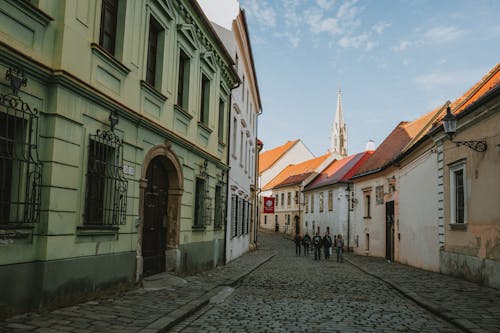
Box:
left=148, top=252, right=276, bottom=332
left=345, top=257, right=471, bottom=333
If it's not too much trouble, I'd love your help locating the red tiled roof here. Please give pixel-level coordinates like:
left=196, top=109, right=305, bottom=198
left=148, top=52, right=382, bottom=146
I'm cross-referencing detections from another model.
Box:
left=434, top=62, right=500, bottom=125
left=262, top=153, right=330, bottom=190
left=259, top=140, right=299, bottom=174
left=305, top=151, right=373, bottom=191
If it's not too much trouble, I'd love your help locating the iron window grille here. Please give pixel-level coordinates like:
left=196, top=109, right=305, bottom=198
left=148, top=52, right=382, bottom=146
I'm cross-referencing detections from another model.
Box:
left=84, top=129, right=127, bottom=226
left=214, top=185, right=223, bottom=229
left=231, top=194, right=237, bottom=237
left=0, top=79, right=42, bottom=225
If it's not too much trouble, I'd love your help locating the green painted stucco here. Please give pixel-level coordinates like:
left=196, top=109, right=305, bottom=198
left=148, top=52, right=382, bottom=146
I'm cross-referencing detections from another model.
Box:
left=0, top=0, right=237, bottom=317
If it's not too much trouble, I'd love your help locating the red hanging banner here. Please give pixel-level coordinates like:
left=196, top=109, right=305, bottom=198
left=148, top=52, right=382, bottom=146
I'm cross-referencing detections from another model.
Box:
left=263, top=197, right=275, bottom=213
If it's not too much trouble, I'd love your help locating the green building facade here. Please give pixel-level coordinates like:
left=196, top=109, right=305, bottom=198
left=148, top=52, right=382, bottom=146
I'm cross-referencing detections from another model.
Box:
left=0, top=0, right=238, bottom=317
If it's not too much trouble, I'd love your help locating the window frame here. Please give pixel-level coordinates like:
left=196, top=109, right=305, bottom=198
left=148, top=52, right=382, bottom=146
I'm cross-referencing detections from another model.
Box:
left=99, top=0, right=119, bottom=55
left=328, top=189, right=333, bottom=211
left=199, top=73, right=210, bottom=124
left=177, top=49, right=190, bottom=109
left=449, top=161, right=467, bottom=225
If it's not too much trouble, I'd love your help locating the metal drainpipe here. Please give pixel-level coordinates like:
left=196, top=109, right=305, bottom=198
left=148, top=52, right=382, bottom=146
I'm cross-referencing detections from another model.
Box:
left=346, top=183, right=351, bottom=251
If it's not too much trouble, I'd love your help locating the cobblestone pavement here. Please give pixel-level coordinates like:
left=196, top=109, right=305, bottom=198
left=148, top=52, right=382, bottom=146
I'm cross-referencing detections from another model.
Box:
left=170, top=233, right=480, bottom=333
left=2, top=231, right=499, bottom=332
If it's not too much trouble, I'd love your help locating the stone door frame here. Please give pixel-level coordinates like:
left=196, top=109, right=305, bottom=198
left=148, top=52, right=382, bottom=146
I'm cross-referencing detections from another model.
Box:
left=136, top=142, right=183, bottom=282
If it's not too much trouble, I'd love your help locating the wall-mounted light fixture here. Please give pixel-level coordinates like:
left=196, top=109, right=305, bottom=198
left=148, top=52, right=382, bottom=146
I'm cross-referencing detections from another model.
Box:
left=109, top=110, right=119, bottom=131
left=442, top=106, right=487, bottom=152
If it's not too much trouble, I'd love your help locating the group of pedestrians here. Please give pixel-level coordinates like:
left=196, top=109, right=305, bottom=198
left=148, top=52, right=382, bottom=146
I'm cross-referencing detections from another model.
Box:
left=294, top=229, right=344, bottom=263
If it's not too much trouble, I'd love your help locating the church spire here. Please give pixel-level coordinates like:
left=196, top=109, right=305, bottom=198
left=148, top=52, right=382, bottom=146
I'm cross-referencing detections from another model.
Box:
left=329, top=88, right=348, bottom=158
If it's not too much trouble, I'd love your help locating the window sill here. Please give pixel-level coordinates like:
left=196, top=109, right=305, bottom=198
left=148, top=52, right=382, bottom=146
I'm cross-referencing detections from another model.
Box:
left=197, top=121, right=213, bottom=134
left=76, top=225, right=119, bottom=236
left=174, top=104, right=192, bottom=119
left=91, top=43, right=131, bottom=76
left=449, top=223, right=467, bottom=231
left=363, top=216, right=372, bottom=219
left=192, top=225, right=206, bottom=232
left=14, top=0, right=53, bottom=25
left=140, top=80, right=167, bottom=102
left=0, top=224, right=33, bottom=244
left=218, top=140, right=226, bottom=147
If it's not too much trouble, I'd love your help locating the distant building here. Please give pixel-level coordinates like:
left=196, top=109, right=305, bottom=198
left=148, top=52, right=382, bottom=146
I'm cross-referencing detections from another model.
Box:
left=303, top=151, right=373, bottom=247
left=329, top=89, right=348, bottom=160
left=261, top=154, right=332, bottom=235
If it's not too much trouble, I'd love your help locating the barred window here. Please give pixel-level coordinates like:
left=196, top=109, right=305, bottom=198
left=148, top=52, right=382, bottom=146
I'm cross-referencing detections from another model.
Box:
left=214, top=185, right=223, bottom=229
left=238, top=198, right=243, bottom=236
left=319, top=192, right=324, bottom=212
left=84, top=130, right=127, bottom=225
left=0, top=94, right=42, bottom=224
left=376, top=185, right=384, bottom=205
left=194, top=177, right=206, bottom=227
left=231, top=195, right=237, bottom=237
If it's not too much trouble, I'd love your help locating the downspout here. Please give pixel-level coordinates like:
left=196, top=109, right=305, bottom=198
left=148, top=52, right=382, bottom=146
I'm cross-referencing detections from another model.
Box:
left=346, top=183, right=351, bottom=251
left=224, top=80, right=241, bottom=265
left=254, top=108, right=263, bottom=247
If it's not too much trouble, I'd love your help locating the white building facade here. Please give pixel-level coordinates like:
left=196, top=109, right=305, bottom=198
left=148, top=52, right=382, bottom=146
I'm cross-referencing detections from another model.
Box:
left=212, top=10, right=262, bottom=263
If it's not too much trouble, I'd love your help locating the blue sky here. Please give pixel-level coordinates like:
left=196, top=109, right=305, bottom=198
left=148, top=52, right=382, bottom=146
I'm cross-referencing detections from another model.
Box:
left=199, top=0, right=500, bottom=156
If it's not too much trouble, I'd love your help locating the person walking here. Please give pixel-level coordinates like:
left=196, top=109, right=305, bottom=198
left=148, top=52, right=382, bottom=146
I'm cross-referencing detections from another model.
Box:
left=337, top=234, right=344, bottom=263
left=323, top=231, right=332, bottom=259
left=294, top=233, right=302, bottom=256
left=312, top=232, right=322, bottom=260
left=302, top=233, right=311, bottom=256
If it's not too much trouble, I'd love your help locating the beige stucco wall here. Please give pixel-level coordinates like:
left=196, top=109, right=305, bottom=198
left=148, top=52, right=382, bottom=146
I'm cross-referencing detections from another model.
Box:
left=442, top=109, right=500, bottom=260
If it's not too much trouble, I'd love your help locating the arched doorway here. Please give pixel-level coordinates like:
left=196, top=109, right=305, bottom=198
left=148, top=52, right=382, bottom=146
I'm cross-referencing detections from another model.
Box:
left=142, top=157, right=168, bottom=277
left=137, top=143, right=183, bottom=280
left=294, top=215, right=300, bottom=235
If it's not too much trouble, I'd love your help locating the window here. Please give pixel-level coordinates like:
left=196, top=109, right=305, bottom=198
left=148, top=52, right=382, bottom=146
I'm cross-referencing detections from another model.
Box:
left=305, top=195, right=308, bottom=213
left=231, top=195, right=237, bottom=237
left=328, top=190, right=333, bottom=211
left=264, top=215, right=267, bottom=224
left=242, top=76, right=245, bottom=102
left=200, top=74, right=210, bottom=124
left=232, top=117, right=237, bottom=155
left=450, top=162, right=466, bottom=224
left=295, top=191, right=299, bottom=204
left=362, top=188, right=372, bottom=218
left=365, top=233, right=370, bottom=252
left=214, top=185, right=222, bottom=229
left=84, top=131, right=128, bottom=225
left=177, top=50, right=190, bottom=109
left=245, top=201, right=250, bottom=234
left=146, top=17, right=163, bottom=88
left=311, top=194, right=314, bottom=213
left=319, top=192, right=324, bottom=212
left=218, top=98, right=225, bottom=142
left=281, top=193, right=285, bottom=207
left=99, top=0, right=119, bottom=55
left=194, top=178, right=206, bottom=227
left=287, top=192, right=291, bottom=206
left=239, top=131, right=244, bottom=165
left=376, top=185, right=384, bottom=205
left=0, top=110, right=41, bottom=224
left=238, top=198, right=243, bottom=236
left=235, top=53, right=238, bottom=73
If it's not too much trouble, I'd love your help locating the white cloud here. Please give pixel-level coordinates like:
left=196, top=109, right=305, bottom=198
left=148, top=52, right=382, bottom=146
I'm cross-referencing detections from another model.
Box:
left=391, top=40, right=412, bottom=52
left=372, top=21, right=391, bottom=34
left=339, top=33, right=376, bottom=50
left=423, top=25, right=465, bottom=43
left=316, top=0, right=336, bottom=10
left=415, top=68, right=486, bottom=90
left=274, top=32, right=301, bottom=47
left=243, top=0, right=277, bottom=28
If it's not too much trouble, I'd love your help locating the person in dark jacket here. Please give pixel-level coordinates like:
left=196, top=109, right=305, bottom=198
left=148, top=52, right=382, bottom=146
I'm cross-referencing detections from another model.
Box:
left=302, top=233, right=311, bottom=256
left=294, top=234, right=302, bottom=256
left=312, top=232, right=322, bottom=260
left=337, top=234, right=344, bottom=263
left=323, top=232, right=332, bottom=259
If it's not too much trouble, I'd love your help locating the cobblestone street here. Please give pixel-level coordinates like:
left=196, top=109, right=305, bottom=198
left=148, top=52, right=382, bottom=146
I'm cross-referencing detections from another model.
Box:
left=171, top=233, right=464, bottom=333
left=1, top=231, right=499, bottom=332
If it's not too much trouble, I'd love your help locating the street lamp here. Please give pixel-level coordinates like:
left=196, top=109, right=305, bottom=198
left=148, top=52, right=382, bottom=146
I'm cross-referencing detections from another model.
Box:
left=442, top=106, right=487, bottom=152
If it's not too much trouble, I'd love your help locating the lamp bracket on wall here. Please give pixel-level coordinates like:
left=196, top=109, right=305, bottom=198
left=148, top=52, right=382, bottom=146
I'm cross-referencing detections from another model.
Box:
left=453, top=140, right=487, bottom=152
